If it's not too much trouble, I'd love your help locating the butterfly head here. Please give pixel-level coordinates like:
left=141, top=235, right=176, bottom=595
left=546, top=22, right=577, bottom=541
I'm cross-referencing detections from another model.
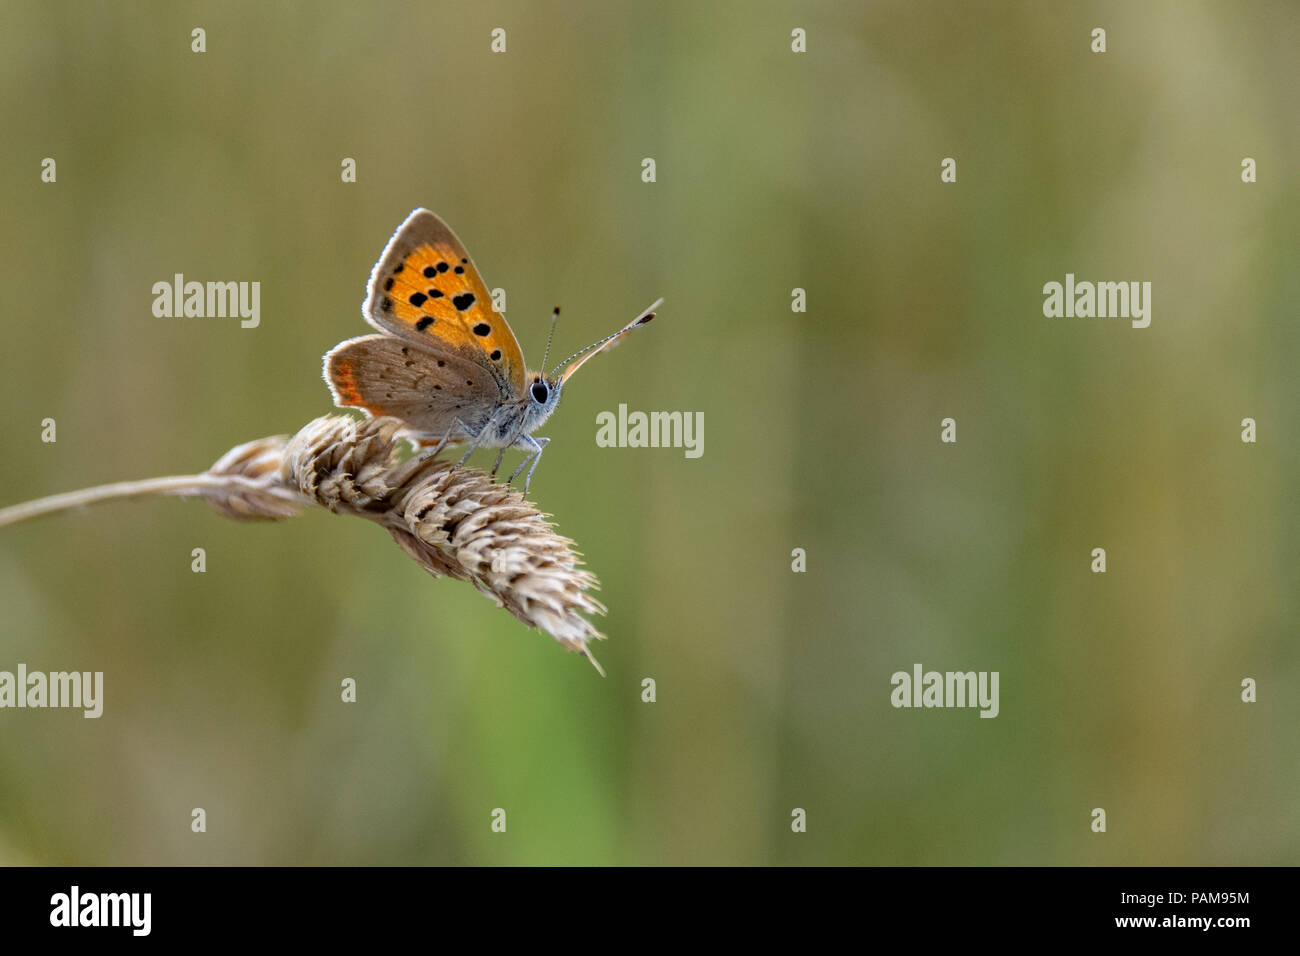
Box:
left=522, top=370, right=564, bottom=432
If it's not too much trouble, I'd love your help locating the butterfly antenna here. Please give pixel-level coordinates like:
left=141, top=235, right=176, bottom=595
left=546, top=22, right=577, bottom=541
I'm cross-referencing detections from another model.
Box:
left=549, top=297, right=663, bottom=378
left=539, top=306, right=561, bottom=372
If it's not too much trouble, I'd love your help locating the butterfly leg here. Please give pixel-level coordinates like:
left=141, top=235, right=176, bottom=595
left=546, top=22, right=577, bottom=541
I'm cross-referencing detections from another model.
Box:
left=508, top=435, right=550, bottom=494
left=430, top=417, right=466, bottom=456
left=454, top=408, right=508, bottom=469
left=455, top=434, right=485, bottom=469
left=491, top=445, right=509, bottom=477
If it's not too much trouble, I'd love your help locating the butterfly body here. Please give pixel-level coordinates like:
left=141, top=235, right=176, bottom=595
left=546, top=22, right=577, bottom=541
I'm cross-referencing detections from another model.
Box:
left=323, top=209, right=657, bottom=491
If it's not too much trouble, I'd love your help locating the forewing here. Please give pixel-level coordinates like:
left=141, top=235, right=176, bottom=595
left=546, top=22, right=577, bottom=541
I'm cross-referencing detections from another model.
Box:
left=363, top=208, right=525, bottom=397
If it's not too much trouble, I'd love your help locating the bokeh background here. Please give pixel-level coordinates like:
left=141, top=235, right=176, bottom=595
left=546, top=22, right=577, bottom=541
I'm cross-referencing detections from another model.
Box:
left=0, top=1, right=1296, bottom=865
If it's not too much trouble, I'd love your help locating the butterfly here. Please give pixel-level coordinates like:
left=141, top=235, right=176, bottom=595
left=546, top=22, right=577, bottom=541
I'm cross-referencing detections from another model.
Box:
left=323, top=208, right=659, bottom=492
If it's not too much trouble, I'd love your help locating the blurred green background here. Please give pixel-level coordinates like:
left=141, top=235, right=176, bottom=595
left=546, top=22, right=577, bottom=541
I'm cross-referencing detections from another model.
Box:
left=0, top=1, right=1296, bottom=865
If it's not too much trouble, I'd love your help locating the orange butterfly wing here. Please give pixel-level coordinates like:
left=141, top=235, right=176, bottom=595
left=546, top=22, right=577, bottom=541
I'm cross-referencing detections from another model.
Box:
left=362, top=208, right=526, bottom=397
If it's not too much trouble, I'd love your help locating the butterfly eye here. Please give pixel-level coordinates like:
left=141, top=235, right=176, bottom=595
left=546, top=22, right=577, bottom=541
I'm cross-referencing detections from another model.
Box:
left=530, top=382, right=549, bottom=404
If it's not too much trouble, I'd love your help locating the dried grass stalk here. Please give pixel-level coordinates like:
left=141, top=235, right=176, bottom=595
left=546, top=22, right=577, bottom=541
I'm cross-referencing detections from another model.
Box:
left=204, top=435, right=306, bottom=520
left=0, top=416, right=607, bottom=671
left=281, top=416, right=607, bottom=668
